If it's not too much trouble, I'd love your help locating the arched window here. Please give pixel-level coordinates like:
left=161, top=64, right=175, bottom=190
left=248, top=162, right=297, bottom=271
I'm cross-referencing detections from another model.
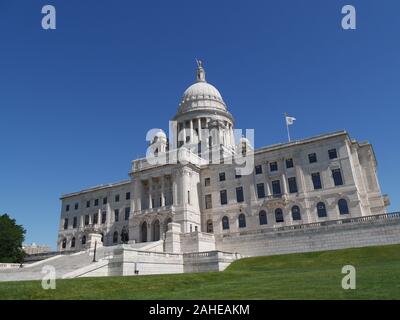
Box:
left=81, top=235, right=86, bottom=245
left=113, top=231, right=118, bottom=244
left=291, top=206, right=301, bottom=221
left=222, top=216, right=230, bottom=230
left=151, top=220, right=160, bottom=241
left=275, top=208, right=284, bottom=223
left=100, top=233, right=104, bottom=243
left=238, top=214, right=246, bottom=228
left=71, top=237, right=75, bottom=248
left=121, top=227, right=129, bottom=243
left=62, top=238, right=67, bottom=249
left=338, top=199, right=349, bottom=215
left=206, top=219, right=213, bottom=233
left=317, top=202, right=327, bottom=217
left=259, top=210, right=268, bottom=225
left=141, top=221, right=148, bottom=242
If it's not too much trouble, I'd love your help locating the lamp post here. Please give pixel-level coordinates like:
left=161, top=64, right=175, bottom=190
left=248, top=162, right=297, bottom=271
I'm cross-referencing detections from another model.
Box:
left=92, top=240, right=97, bottom=263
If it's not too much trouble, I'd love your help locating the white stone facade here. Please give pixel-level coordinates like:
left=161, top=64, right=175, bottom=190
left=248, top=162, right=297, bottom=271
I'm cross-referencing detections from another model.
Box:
left=57, top=64, right=390, bottom=256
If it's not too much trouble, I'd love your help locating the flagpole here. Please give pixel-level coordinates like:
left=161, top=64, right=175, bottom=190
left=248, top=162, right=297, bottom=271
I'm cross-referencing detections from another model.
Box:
left=285, top=112, right=291, bottom=142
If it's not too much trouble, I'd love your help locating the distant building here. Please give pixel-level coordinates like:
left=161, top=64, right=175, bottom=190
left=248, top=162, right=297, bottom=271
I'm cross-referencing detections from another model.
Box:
left=22, top=243, right=52, bottom=255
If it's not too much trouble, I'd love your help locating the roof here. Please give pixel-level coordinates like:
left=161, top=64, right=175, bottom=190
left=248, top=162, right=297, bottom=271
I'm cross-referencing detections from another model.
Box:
left=60, top=180, right=131, bottom=200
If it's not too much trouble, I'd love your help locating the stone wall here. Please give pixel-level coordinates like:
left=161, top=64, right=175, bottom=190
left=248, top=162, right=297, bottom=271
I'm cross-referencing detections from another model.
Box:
left=215, top=213, right=400, bottom=256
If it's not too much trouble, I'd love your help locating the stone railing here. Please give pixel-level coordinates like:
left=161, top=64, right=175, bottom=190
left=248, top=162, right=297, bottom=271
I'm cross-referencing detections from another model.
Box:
left=221, top=212, right=400, bottom=238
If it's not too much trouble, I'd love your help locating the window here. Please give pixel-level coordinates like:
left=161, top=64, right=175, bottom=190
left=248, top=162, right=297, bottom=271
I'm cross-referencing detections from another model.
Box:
left=113, top=231, right=118, bottom=244
left=317, top=202, right=327, bottom=217
left=115, top=194, right=120, bottom=202
left=86, top=200, right=90, bottom=208
left=222, top=216, right=230, bottom=230
left=125, top=207, right=130, bottom=220
left=187, top=190, right=190, bottom=204
left=63, top=218, right=68, bottom=230
left=286, top=158, right=294, bottom=168
left=259, top=210, right=268, bottom=225
left=238, top=214, right=246, bottom=228
left=103, top=197, right=108, bottom=205
left=236, top=187, right=244, bottom=203
left=93, top=213, right=98, bottom=224
left=205, top=194, right=212, bottom=209
left=288, top=177, right=298, bottom=193
left=204, top=177, right=211, bottom=186
left=308, top=153, right=317, bottom=163
left=94, top=199, right=99, bottom=206
left=73, top=217, right=77, bottom=228
left=74, top=203, right=79, bottom=210
left=114, top=209, right=119, bottom=222
left=328, top=148, right=338, bottom=159
left=257, top=183, right=266, bottom=198
left=101, top=212, right=107, bottom=224
left=255, top=165, right=263, bottom=175
left=66, top=204, right=70, bottom=212
left=220, top=190, right=228, bottom=205
left=206, top=220, right=213, bottom=233
left=270, top=162, right=278, bottom=172
left=235, top=171, right=242, bottom=179
left=126, top=192, right=131, bottom=200
left=81, top=235, right=86, bottom=245
left=71, top=237, right=75, bottom=248
left=338, top=199, right=349, bottom=215
left=272, top=180, right=281, bottom=196
left=291, top=206, right=301, bottom=221
left=275, top=208, right=284, bottom=223
left=311, top=172, right=322, bottom=190
left=219, top=172, right=226, bottom=181
left=62, top=238, right=67, bottom=249
left=332, top=168, right=344, bottom=186
left=84, top=215, right=89, bottom=225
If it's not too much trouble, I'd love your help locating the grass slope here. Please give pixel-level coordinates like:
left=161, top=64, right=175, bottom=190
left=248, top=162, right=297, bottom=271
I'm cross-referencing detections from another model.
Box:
left=0, top=244, right=400, bottom=300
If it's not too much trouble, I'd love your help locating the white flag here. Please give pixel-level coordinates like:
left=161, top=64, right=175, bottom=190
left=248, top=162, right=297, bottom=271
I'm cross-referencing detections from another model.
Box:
left=286, top=115, right=296, bottom=125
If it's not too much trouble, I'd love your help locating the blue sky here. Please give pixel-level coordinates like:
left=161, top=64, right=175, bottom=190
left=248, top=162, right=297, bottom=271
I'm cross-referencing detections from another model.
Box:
left=0, top=0, right=399, bottom=249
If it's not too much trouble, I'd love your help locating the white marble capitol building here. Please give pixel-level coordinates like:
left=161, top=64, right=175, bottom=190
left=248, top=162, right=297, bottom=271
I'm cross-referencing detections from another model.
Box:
left=49, top=63, right=399, bottom=277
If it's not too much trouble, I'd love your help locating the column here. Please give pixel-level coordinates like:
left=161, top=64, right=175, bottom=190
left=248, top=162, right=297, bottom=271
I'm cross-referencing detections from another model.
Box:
left=133, top=178, right=142, bottom=212
left=197, top=118, right=202, bottom=143
left=190, top=120, right=193, bottom=142
left=148, top=178, right=153, bottom=209
left=161, top=175, right=165, bottom=207
left=266, top=180, right=272, bottom=197
left=182, top=123, right=186, bottom=145
left=281, top=159, right=288, bottom=195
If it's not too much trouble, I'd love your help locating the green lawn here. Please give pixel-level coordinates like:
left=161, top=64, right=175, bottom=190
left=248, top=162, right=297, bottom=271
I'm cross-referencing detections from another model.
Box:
left=1, top=244, right=400, bottom=299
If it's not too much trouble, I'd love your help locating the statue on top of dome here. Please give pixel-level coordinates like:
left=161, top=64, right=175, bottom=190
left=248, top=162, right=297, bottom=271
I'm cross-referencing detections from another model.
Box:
left=195, top=58, right=206, bottom=82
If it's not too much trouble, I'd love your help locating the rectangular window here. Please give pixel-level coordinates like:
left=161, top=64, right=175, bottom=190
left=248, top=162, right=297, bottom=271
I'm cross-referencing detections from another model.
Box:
left=94, top=199, right=99, bottom=206
left=270, top=162, right=278, bottom=172
left=93, top=213, right=98, bottom=224
left=272, top=180, right=282, bottom=195
left=236, top=187, right=244, bottom=203
left=115, top=194, right=120, bottom=202
left=73, top=217, right=77, bottom=228
left=332, top=168, right=344, bottom=186
left=312, top=172, right=322, bottom=190
left=257, top=183, right=266, bottom=199
left=235, top=170, right=242, bottom=179
left=126, top=192, right=131, bottom=200
left=125, top=207, right=130, bottom=220
left=255, top=165, right=263, bottom=175
left=328, top=148, right=338, bottom=159
left=74, top=203, right=79, bottom=210
left=187, top=190, right=190, bottom=204
left=103, top=197, right=108, bottom=205
left=114, top=209, right=119, bottom=222
left=220, top=190, right=228, bottom=205
left=204, top=177, right=211, bottom=186
left=66, top=204, right=70, bottom=212
left=101, top=212, right=106, bottom=224
left=205, top=194, right=212, bottom=209
left=63, top=218, right=68, bottom=230
left=86, top=200, right=90, bottom=208
left=286, top=158, right=294, bottom=168
left=308, top=153, right=317, bottom=163
left=84, top=215, right=89, bottom=225
left=219, top=172, right=226, bottom=181
left=288, top=177, right=298, bottom=193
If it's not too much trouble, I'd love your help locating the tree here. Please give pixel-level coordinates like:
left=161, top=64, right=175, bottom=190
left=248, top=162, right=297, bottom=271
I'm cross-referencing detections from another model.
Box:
left=0, top=214, right=26, bottom=263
